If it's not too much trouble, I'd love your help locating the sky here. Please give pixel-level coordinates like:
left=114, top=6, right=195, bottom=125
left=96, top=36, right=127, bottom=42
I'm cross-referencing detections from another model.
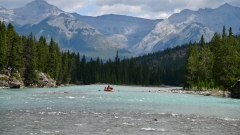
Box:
left=1, top=0, right=240, bottom=19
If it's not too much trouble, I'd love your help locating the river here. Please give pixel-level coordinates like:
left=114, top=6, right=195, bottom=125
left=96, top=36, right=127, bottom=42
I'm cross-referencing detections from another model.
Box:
left=0, top=85, right=239, bottom=135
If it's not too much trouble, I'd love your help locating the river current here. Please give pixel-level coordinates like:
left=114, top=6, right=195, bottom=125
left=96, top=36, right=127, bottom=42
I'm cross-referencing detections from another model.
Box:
left=0, top=85, right=239, bottom=135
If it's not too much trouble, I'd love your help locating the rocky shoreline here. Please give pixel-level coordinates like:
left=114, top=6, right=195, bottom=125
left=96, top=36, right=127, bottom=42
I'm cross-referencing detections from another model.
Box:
left=148, top=89, right=231, bottom=98
left=0, top=68, right=56, bottom=89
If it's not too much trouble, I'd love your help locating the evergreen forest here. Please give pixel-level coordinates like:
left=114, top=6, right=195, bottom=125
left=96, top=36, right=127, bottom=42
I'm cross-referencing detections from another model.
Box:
left=1, top=22, right=239, bottom=90
left=0, top=22, right=183, bottom=87
left=185, top=26, right=240, bottom=90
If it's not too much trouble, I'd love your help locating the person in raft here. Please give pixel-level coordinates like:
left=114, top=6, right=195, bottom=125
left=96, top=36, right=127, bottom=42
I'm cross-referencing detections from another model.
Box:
left=107, top=85, right=112, bottom=89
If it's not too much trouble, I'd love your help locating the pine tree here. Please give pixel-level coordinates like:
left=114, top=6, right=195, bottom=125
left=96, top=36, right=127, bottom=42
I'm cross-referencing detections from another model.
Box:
left=212, top=28, right=239, bottom=88
left=198, top=36, right=214, bottom=88
left=76, top=52, right=81, bottom=83
left=95, top=57, right=100, bottom=83
left=0, top=21, right=7, bottom=69
left=36, top=36, right=49, bottom=72
left=57, top=51, right=63, bottom=85
left=128, top=57, right=135, bottom=84
left=23, top=33, right=38, bottom=86
left=228, top=27, right=233, bottom=37
left=222, top=25, right=227, bottom=39
left=47, top=38, right=60, bottom=81
left=62, top=51, right=71, bottom=84
left=114, top=51, right=121, bottom=84
left=185, top=41, right=198, bottom=87
left=70, top=52, right=78, bottom=84
left=142, top=63, right=150, bottom=85
left=80, top=55, right=86, bottom=84
left=6, top=23, right=23, bottom=72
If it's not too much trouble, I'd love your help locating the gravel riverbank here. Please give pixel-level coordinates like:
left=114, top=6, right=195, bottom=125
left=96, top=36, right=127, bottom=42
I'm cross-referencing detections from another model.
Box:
left=148, top=89, right=231, bottom=97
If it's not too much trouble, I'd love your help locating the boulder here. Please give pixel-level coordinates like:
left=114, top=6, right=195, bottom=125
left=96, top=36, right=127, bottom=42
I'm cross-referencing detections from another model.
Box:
left=36, top=71, right=56, bottom=88
left=8, top=77, right=23, bottom=88
left=0, top=69, right=24, bottom=89
left=0, top=78, right=9, bottom=88
left=231, top=80, right=240, bottom=98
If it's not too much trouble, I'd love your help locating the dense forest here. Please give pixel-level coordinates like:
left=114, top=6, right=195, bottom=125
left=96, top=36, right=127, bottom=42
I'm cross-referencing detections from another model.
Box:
left=185, top=26, right=240, bottom=90
left=134, top=44, right=188, bottom=86
left=0, top=22, right=185, bottom=87
left=1, top=22, right=239, bottom=89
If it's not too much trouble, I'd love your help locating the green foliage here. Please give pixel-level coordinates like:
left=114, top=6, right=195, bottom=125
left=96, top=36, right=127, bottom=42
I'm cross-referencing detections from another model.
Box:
left=4, top=22, right=238, bottom=89
left=0, top=21, right=7, bottom=70
left=11, top=73, right=21, bottom=80
left=1, top=22, right=184, bottom=87
left=6, top=23, right=23, bottom=71
left=134, top=45, right=188, bottom=86
left=185, top=26, right=240, bottom=90
left=23, top=33, right=38, bottom=86
left=185, top=42, right=198, bottom=87
left=36, top=36, right=49, bottom=72
left=0, top=76, right=8, bottom=81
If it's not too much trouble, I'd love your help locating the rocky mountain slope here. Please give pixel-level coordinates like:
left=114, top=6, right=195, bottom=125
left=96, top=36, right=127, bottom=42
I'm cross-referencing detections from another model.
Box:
left=72, top=13, right=161, bottom=49
left=130, top=3, right=240, bottom=54
left=1, top=0, right=240, bottom=57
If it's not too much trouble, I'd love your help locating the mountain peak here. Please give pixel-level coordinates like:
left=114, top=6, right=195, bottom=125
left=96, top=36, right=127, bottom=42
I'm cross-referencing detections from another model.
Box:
left=23, top=0, right=59, bottom=10
left=222, top=3, right=231, bottom=6
left=30, top=0, right=56, bottom=7
left=33, top=0, right=48, bottom=4
left=218, top=3, right=233, bottom=9
left=12, top=0, right=63, bottom=25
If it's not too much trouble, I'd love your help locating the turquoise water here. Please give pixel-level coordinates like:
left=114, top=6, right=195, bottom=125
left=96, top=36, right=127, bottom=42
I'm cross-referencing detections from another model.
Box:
left=0, top=85, right=239, bottom=135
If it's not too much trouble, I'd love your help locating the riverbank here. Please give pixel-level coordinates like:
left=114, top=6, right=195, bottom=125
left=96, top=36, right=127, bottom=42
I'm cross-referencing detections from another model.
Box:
left=0, top=70, right=56, bottom=89
left=148, top=89, right=231, bottom=98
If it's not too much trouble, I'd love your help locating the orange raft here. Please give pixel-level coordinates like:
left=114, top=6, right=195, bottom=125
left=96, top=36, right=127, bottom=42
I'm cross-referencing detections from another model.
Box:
left=104, top=87, right=114, bottom=92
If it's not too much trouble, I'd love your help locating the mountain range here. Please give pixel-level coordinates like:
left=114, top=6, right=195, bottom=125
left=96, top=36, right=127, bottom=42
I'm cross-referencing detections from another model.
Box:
left=1, top=0, right=240, bottom=59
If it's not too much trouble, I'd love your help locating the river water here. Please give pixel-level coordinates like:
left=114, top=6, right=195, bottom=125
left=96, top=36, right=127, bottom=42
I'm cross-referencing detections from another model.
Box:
left=0, top=85, right=239, bottom=135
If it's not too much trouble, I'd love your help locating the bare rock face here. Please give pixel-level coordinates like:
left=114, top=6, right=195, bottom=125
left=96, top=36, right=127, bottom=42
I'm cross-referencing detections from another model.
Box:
left=8, top=77, right=23, bottom=88
left=0, top=75, right=9, bottom=88
left=231, top=80, right=240, bottom=98
left=0, top=68, right=56, bottom=89
left=36, top=71, right=56, bottom=88
left=0, top=68, right=24, bottom=88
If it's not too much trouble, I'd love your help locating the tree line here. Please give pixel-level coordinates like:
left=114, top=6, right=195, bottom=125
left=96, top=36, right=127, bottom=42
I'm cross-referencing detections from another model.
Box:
left=185, top=26, right=240, bottom=90
left=2, top=22, right=238, bottom=89
left=134, top=44, right=189, bottom=86
left=0, top=22, right=174, bottom=86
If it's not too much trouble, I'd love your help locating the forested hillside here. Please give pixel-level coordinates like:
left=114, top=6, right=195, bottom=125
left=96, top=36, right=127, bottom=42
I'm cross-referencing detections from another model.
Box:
left=135, top=26, right=240, bottom=89
left=0, top=22, right=183, bottom=87
left=185, top=26, right=240, bottom=90
left=1, top=21, right=238, bottom=88
left=134, top=44, right=188, bottom=70
left=134, top=44, right=189, bottom=86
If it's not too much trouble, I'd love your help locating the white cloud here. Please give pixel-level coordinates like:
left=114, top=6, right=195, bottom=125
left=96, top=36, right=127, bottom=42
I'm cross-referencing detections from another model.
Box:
left=1, top=0, right=240, bottom=19
left=94, top=0, right=240, bottom=19
left=138, top=12, right=170, bottom=20
left=87, top=4, right=141, bottom=17
left=47, top=0, right=95, bottom=13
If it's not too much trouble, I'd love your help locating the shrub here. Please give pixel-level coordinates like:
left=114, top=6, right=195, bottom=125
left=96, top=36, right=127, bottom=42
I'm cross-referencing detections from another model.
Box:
left=11, top=73, right=21, bottom=80
left=0, top=76, right=8, bottom=81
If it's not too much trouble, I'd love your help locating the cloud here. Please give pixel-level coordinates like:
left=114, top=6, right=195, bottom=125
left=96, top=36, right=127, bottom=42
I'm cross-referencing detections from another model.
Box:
left=87, top=3, right=142, bottom=17
left=1, top=0, right=240, bottom=19
left=93, top=0, right=240, bottom=19
left=47, top=0, right=95, bottom=13
left=0, top=0, right=94, bottom=13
